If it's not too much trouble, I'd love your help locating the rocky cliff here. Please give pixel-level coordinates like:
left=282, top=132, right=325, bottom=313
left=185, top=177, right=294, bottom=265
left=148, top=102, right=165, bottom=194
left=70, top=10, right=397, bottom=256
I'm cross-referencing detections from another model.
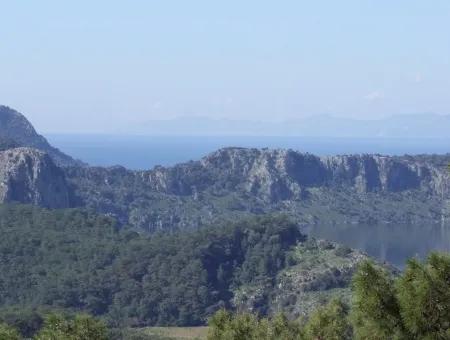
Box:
left=0, top=147, right=71, bottom=208
left=65, top=147, right=450, bottom=231
left=198, top=148, right=449, bottom=199
left=0, top=106, right=82, bottom=167
left=85, top=148, right=444, bottom=199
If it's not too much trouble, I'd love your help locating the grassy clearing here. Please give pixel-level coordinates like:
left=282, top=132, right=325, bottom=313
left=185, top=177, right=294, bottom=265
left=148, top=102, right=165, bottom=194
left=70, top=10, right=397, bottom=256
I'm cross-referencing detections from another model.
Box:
left=134, top=327, right=209, bottom=339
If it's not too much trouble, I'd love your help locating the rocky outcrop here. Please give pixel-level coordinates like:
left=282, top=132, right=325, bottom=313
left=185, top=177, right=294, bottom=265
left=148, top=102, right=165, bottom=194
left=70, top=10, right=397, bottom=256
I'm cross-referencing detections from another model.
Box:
left=233, top=239, right=397, bottom=319
left=0, top=148, right=71, bottom=208
left=142, top=148, right=449, bottom=201
left=65, top=147, right=450, bottom=231
left=0, top=106, right=83, bottom=167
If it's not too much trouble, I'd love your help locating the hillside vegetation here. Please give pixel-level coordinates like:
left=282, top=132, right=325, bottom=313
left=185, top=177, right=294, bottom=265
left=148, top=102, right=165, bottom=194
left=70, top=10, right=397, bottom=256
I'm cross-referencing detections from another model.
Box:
left=0, top=204, right=366, bottom=328
left=208, top=252, right=450, bottom=339
left=0, top=253, right=448, bottom=339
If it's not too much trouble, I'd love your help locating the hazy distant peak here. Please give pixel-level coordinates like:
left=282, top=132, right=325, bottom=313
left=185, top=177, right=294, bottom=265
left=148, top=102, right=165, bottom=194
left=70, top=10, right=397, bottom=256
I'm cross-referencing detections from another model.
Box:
left=0, top=105, right=84, bottom=167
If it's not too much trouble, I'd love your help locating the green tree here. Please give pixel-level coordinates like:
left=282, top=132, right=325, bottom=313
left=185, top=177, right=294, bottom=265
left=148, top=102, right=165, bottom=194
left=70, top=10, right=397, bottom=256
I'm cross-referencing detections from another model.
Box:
left=351, top=261, right=405, bottom=339
left=396, top=253, right=450, bottom=339
left=269, top=313, right=302, bottom=340
left=207, top=310, right=261, bottom=340
left=35, top=313, right=108, bottom=340
left=351, top=253, right=450, bottom=339
left=0, top=323, right=21, bottom=340
left=207, top=309, right=233, bottom=340
left=303, top=298, right=352, bottom=340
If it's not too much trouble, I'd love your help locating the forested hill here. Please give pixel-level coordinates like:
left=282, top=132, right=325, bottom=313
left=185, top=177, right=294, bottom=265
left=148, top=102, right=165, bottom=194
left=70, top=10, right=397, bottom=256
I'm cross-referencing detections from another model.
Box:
left=0, top=204, right=371, bottom=327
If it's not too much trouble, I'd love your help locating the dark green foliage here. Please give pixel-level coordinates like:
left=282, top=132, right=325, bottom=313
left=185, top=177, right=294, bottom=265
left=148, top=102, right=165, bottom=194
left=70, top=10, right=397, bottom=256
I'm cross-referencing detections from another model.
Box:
left=1, top=202, right=448, bottom=336
left=396, top=253, right=450, bottom=339
left=0, top=204, right=303, bottom=327
left=351, top=261, right=404, bottom=339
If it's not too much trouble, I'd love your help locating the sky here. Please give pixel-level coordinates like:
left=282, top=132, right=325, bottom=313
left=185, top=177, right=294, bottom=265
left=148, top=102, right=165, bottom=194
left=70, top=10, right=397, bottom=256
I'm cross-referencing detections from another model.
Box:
left=1, top=1, right=450, bottom=133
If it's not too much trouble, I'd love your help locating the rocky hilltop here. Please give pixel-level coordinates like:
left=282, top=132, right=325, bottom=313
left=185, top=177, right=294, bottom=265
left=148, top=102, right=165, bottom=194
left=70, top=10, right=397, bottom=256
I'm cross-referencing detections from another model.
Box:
left=65, top=147, right=450, bottom=231
left=195, top=148, right=447, bottom=198
left=0, top=147, right=71, bottom=208
left=0, top=106, right=82, bottom=167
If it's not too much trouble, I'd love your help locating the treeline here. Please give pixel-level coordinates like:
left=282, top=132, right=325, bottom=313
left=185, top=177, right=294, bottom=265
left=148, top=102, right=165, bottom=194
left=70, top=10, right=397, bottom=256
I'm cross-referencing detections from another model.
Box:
left=0, top=313, right=108, bottom=340
left=0, top=204, right=303, bottom=327
left=208, top=252, right=450, bottom=340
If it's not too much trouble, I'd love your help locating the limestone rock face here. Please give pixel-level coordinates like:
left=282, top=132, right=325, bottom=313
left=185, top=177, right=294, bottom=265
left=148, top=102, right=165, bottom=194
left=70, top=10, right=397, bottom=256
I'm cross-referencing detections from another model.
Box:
left=161, top=148, right=449, bottom=201
left=0, top=148, right=71, bottom=208
left=65, top=147, right=450, bottom=230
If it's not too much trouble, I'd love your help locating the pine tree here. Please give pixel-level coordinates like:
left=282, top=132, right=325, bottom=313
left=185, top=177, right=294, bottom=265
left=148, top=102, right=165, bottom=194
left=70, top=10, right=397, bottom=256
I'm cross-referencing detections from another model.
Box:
left=351, top=261, right=406, bottom=339
left=396, top=253, right=450, bottom=339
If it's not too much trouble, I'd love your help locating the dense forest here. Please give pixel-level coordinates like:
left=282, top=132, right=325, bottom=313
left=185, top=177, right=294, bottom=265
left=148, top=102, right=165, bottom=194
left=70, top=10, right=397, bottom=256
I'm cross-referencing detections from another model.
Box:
left=0, top=204, right=448, bottom=339
left=0, top=204, right=303, bottom=328
left=1, top=252, right=448, bottom=339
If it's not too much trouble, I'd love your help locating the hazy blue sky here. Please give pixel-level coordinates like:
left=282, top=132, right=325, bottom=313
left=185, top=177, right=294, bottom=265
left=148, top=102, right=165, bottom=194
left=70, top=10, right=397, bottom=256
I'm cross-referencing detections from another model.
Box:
left=1, top=1, right=450, bottom=133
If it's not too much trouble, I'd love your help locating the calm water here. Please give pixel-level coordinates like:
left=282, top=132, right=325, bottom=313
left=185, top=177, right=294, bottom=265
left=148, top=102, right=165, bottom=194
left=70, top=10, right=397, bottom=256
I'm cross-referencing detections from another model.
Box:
left=46, top=134, right=450, bottom=170
left=305, top=223, right=450, bottom=269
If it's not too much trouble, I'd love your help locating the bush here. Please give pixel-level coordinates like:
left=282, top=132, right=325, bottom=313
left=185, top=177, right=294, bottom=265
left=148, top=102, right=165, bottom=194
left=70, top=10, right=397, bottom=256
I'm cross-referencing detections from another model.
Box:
left=207, top=310, right=301, bottom=340
left=303, top=299, right=352, bottom=340
left=35, top=313, right=108, bottom=340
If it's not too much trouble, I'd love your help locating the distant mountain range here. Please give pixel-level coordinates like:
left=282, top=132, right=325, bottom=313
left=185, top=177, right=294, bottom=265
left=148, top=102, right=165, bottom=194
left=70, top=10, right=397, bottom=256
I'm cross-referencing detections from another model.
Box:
left=125, top=113, right=450, bottom=138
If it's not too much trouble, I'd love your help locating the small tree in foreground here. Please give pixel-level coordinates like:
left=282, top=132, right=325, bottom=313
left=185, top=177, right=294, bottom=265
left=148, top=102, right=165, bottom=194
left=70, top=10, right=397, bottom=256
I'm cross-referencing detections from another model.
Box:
left=351, top=261, right=405, bottom=339
left=396, top=253, right=450, bottom=339
left=207, top=309, right=302, bottom=340
left=352, top=252, right=450, bottom=339
left=303, top=298, right=352, bottom=340
left=35, top=313, right=108, bottom=340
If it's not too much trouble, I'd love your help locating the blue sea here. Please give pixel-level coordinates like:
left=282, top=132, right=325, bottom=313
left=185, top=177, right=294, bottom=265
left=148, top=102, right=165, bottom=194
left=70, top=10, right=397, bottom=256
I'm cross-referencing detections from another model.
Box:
left=46, top=134, right=450, bottom=170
